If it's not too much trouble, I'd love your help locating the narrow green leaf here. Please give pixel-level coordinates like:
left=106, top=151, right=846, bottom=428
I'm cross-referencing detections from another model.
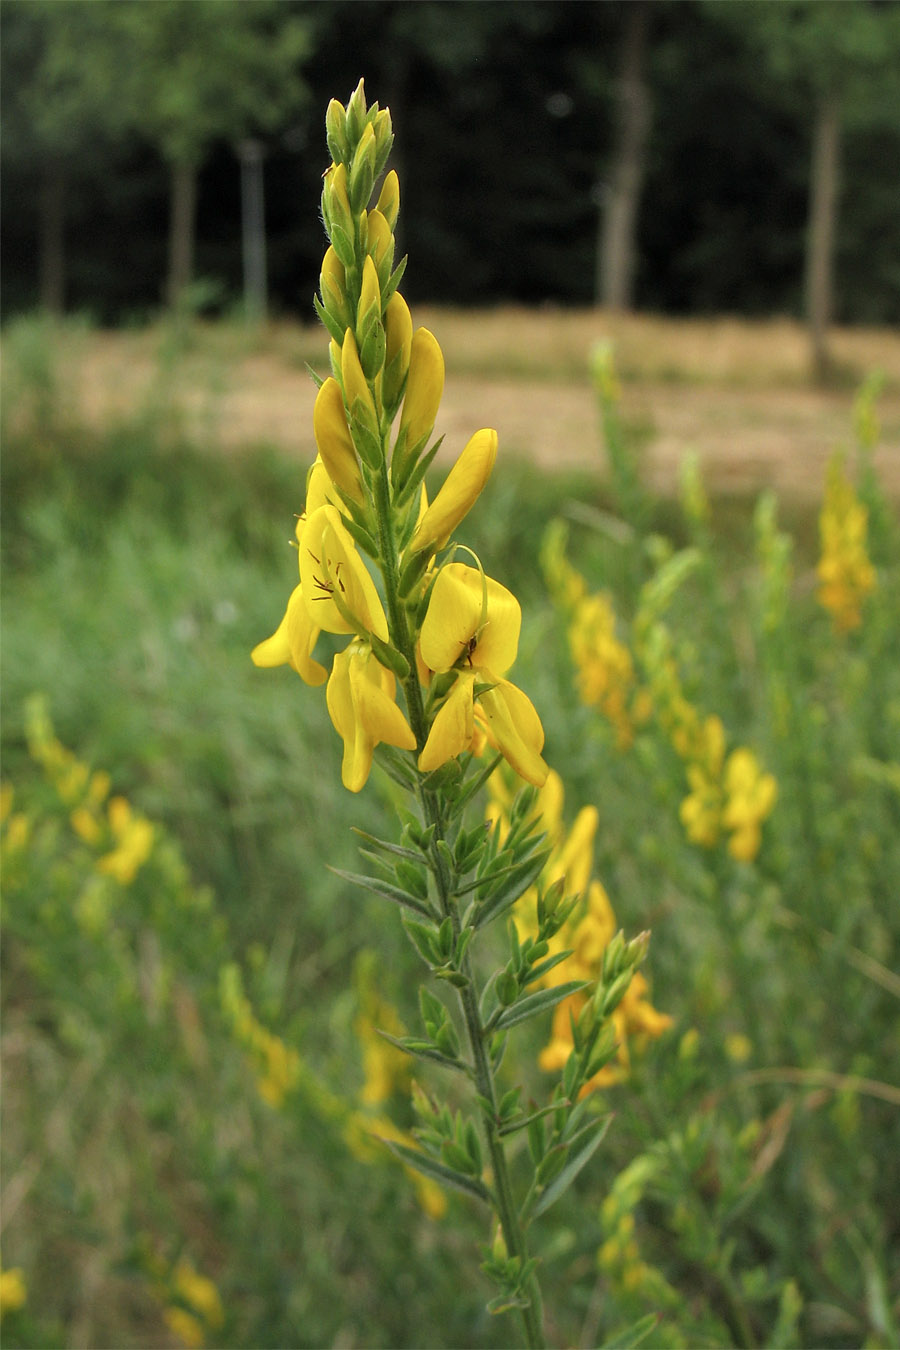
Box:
left=328, top=866, right=434, bottom=919
left=494, top=980, right=589, bottom=1032
left=351, top=828, right=423, bottom=863
left=380, top=1138, right=490, bottom=1203
left=531, top=1114, right=612, bottom=1218
left=498, top=1100, right=570, bottom=1138
left=454, top=753, right=504, bottom=814
left=603, top=1313, right=662, bottom=1350
left=376, top=1031, right=469, bottom=1075
left=525, top=949, right=575, bottom=986
left=473, top=850, right=553, bottom=929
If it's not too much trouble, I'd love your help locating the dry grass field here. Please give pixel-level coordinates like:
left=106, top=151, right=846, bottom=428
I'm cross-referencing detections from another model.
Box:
left=25, top=307, right=900, bottom=500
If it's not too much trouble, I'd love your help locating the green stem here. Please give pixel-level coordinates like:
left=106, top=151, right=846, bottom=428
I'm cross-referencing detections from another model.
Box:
left=372, top=453, right=545, bottom=1349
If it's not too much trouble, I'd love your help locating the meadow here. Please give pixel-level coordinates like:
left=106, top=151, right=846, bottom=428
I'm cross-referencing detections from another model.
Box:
left=1, top=308, right=898, bottom=1349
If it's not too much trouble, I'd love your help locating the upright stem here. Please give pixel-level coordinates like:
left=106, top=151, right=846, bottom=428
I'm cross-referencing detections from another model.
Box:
left=372, top=455, right=546, bottom=1349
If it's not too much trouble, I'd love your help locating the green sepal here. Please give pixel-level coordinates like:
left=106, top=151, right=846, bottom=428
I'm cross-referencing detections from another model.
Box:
left=330, top=222, right=356, bottom=271
left=328, top=865, right=436, bottom=920
left=373, top=745, right=419, bottom=787
left=530, top=1114, right=612, bottom=1219
left=348, top=406, right=383, bottom=469
left=359, top=316, right=386, bottom=381
left=381, top=254, right=408, bottom=309
left=368, top=632, right=410, bottom=681
left=381, top=1137, right=490, bottom=1203
left=313, top=293, right=346, bottom=346
left=394, top=434, right=443, bottom=504
left=493, top=980, right=589, bottom=1033
left=421, top=759, right=463, bottom=793
left=339, top=512, right=378, bottom=558
left=398, top=545, right=432, bottom=601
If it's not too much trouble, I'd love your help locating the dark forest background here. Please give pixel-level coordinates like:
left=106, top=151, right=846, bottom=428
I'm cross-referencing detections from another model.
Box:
left=2, top=0, right=899, bottom=332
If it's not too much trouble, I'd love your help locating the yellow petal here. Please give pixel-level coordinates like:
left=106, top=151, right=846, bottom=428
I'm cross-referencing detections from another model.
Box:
left=375, top=169, right=400, bottom=230
left=395, top=327, right=444, bottom=473
left=358, top=254, right=381, bottom=328
left=418, top=671, right=476, bottom=772
left=326, top=644, right=415, bottom=793
left=299, top=505, right=388, bottom=640
left=313, top=378, right=363, bottom=502
left=477, top=678, right=548, bottom=786
left=341, top=329, right=378, bottom=426
left=366, top=209, right=393, bottom=269
left=419, top=563, right=520, bottom=674
left=251, top=584, right=328, bottom=686
left=410, top=428, right=497, bottom=555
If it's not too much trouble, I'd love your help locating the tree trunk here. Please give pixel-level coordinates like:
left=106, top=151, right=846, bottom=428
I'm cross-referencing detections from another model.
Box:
left=39, top=163, right=66, bottom=315
left=597, top=0, right=652, bottom=311
left=806, top=91, right=840, bottom=381
left=166, top=160, right=198, bottom=309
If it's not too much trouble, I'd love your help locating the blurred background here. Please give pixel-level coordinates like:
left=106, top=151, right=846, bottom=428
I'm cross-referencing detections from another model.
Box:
left=2, top=3, right=899, bottom=1349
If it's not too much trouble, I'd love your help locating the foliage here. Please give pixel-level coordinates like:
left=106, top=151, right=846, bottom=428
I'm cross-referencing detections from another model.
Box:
left=1, top=300, right=899, bottom=1345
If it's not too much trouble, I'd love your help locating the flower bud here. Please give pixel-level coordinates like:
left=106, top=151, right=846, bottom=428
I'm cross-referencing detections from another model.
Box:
left=383, top=292, right=412, bottom=413
left=319, top=245, right=348, bottom=323
left=325, top=98, right=348, bottom=164
left=350, top=122, right=377, bottom=211
left=410, top=429, right=497, bottom=554
left=357, top=254, right=382, bottom=334
left=371, top=108, right=394, bottom=175
left=345, top=78, right=367, bottom=143
left=313, top=378, right=363, bottom=503
left=341, top=329, right=378, bottom=431
left=366, top=209, right=394, bottom=276
left=392, top=328, right=444, bottom=484
left=375, top=169, right=400, bottom=231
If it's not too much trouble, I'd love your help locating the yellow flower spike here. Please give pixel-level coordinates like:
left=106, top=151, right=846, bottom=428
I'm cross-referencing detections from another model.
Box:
left=419, top=670, right=477, bottom=773
left=358, top=254, right=382, bottom=331
left=419, top=563, right=520, bottom=675
left=476, top=680, right=548, bottom=787
left=341, top=328, right=379, bottom=436
left=326, top=642, right=417, bottom=792
left=375, top=168, right=400, bottom=230
left=393, top=327, right=445, bottom=483
left=251, top=584, right=328, bottom=686
left=300, top=505, right=388, bottom=640
left=551, top=804, right=600, bottom=898
left=410, top=429, right=498, bottom=555
left=313, top=378, right=364, bottom=503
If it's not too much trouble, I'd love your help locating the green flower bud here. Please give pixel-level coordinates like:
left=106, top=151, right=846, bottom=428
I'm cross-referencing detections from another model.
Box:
left=325, top=98, right=349, bottom=164
left=350, top=123, right=377, bottom=212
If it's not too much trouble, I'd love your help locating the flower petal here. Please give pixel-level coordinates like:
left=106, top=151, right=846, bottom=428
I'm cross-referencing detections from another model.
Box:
left=419, top=671, right=476, bottom=772
left=251, top=585, right=327, bottom=686
left=299, top=505, right=388, bottom=640
left=476, top=677, right=548, bottom=786
left=419, top=564, right=520, bottom=674
left=410, top=429, right=497, bottom=555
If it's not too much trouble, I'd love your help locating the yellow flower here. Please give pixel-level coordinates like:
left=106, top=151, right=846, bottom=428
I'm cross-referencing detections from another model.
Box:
left=817, top=455, right=877, bottom=632
left=313, top=377, right=363, bottom=503
left=418, top=564, right=547, bottom=785
left=409, top=429, right=497, bottom=555
left=172, top=1260, right=224, bottom=1331
left=0, top=1265, right=26, bottom=1318
left=326, top=641, right=417, bottom=792
left=722, top=747, right=777, bottom=862
left=251, top=584, right=328, bottom=685
left=164, top=1306, right=206, bottom=1348
left=299, top=504, right=388, bottom=640
left=341, top=328, right=378, bottom=428
left=96, top=796, right=154, bottom=884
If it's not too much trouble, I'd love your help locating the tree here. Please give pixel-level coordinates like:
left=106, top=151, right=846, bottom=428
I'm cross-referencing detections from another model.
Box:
left=0, top=1, right=125, bottom=313
left=707, top=0, right=900, bottom=378
left=104, top=0, right=309, bottom=307
left=597, top=0, right=653, bottom=310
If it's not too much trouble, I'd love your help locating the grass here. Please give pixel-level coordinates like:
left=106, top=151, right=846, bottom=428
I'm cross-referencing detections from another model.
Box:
left=1, top=312, right=899, bottom=1349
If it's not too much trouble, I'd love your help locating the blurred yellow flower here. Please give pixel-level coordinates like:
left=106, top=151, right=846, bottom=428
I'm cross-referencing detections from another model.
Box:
left=817, top=455, right=877, bottom=633
left=0, top=1265, right=27, bottom=1318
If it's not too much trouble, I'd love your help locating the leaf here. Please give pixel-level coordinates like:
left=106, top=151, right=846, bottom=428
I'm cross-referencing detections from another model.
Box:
left=603, top=1313, right=662, bottom=1349
left=471, top=849, right=553, bottom=928
left=376, top=1031, right=469, bottom=1075
left=351, top=828, right=423, bottom=863
left=525, top=949, right=575, bottom=986
left=494, top=980, right=589, bottom=1032
left=531, top=1114, right=612, bottom=1218
left=328, top=866, right=435, bottom=920
left=380, top=1137, right=490, bottom=1203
